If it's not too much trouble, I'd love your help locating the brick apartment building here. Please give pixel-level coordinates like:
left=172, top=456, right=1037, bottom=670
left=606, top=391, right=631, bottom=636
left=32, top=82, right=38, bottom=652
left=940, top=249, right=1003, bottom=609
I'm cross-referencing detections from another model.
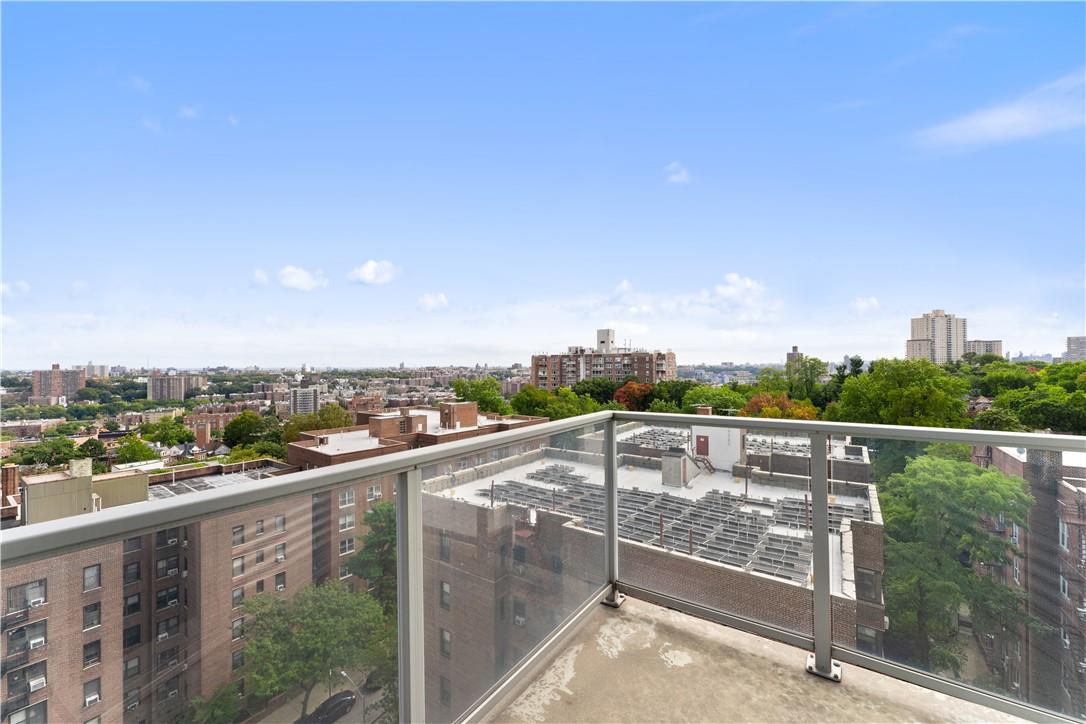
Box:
left=531, top=329, right=677, bottom=391
left=30, top=364, right=86, bottom=406
left=147, top=374, right=208, bottom=403
left=182, top=413, right=242, bottom=448
left=974, top=445, right=1086, bottom=718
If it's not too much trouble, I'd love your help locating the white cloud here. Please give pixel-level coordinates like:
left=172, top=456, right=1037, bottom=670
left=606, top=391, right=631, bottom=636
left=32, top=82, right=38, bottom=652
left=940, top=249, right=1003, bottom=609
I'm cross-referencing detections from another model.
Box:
left=277, top=265, right=328, bottom=292
left=347, top=260, right=398, bottom=285
left=916, top=69, right=1085, bottom=149
left=253, top=269, right=270, bottom=286
left=1, top=280, right=30, bottom=297
left=179, top=105, right=200, bottom=120
left=141, top=116, right=162, bottom=134
left=615, top=279, right=633, bottom=294
left=419, top=292, right=449, bottom=311
left=664, top=161, right=691, bottom=185
left=852, top=296, right=880, bottom=314
left=227, top=113, right=240, bottom=127
left=129, top=75, right=151, bottom=93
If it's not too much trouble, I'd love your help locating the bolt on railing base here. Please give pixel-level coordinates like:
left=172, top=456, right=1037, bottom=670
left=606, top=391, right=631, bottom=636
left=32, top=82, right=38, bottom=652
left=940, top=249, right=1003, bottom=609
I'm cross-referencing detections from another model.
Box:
left=806, top=653, right=843, bottom=682
left=601, top=591, right=627, bottom=609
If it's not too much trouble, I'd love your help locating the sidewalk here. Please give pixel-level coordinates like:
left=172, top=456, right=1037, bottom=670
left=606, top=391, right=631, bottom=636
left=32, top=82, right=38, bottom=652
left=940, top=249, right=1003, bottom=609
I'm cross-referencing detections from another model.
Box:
left=256, top=675, right=384, bottom=724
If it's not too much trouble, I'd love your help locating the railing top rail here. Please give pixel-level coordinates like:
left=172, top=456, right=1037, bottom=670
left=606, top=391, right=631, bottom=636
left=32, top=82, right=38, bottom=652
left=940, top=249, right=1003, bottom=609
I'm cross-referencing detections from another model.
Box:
left=0, top=410, right=612, bottom=566
left=2, top=409, right=1081, bottom=565
left=613, top=411, right=1084, bottom=452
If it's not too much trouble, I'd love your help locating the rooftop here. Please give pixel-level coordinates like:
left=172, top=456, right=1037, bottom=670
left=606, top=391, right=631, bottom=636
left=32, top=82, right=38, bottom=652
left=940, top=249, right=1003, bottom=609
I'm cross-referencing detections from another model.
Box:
left=146, top=465, right=281, bottom=500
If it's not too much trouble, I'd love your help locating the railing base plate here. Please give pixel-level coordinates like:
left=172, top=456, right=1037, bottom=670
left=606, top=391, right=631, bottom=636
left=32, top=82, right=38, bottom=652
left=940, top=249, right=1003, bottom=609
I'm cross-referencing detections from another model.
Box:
left=601, top=592, right=627, bottom=609
left=806, top=653, right=842, bottom=682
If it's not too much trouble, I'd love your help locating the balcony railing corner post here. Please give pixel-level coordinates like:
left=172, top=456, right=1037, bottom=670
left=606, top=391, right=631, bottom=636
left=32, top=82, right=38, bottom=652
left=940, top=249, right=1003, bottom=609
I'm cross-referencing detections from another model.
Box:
left=807, top=430, right=842, bottom=682
left=602, top=417, right=625, bottom=608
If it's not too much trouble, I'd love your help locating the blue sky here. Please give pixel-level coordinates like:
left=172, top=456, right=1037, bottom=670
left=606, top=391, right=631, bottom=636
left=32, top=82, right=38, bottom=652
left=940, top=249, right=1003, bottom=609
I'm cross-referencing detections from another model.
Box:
left=2, top=2, right=1083, bottom=369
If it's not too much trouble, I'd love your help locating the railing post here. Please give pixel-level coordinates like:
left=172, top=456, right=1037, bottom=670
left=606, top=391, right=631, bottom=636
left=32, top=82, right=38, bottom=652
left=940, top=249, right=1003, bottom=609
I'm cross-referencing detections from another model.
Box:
left=602, top=417, right=625, bottom=608
left=396, top=468, right=426, bottom=721
left=807, top=431, right=842, bottom=681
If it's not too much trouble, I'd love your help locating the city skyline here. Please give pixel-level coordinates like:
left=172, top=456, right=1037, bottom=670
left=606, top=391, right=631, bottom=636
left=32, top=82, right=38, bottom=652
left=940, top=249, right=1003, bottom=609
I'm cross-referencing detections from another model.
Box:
left=3, top=3, right=1083, bottom=368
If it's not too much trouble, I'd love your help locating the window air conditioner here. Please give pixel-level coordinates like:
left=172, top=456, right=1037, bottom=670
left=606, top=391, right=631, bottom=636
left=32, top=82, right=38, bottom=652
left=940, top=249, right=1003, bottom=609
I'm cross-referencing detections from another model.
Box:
left=158, top=632, right=170, bottom=641
left=276, top=584, right=285, bottom=592
left=28, top=676, right=46, bottom=691
left=514, top=615, right=526, bottom=626
left=513, top=563, right=526, bottom=576
left=181, top=570, right=188, bottom=578
left=167, top=599, right=178, bottom=608
left=167, top=568, right=179, bottom=576
left=28, top=598, right=45, bottom=607
left=29, top=636, right=45, bottom=649
left=85, top=694, right=100, bottom=707
left=167, top=538, right=178, bottom=545
left=167, top=689, right=178, bottom=699
left=126, top=702, right=139, bottom=711
left=181, top=540, right=188, bottom=548
left=276, top=554, right=285, bottom=562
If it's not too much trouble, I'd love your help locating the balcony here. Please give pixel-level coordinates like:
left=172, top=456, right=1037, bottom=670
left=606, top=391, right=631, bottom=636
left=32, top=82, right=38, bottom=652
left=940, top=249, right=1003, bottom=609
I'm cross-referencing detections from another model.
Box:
left=0, top=411, right=1082, bottom=723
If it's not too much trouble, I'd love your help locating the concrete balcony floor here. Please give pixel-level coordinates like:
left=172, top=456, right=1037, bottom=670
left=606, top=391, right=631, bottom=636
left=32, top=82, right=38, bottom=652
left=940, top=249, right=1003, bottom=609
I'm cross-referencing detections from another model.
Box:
left=492, top=597, right=1018, bottom=723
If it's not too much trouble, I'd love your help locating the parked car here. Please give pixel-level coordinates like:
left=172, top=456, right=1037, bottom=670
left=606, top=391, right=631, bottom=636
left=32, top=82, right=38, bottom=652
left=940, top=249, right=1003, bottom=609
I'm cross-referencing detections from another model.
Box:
left=299, top=691, right=357, bottom=724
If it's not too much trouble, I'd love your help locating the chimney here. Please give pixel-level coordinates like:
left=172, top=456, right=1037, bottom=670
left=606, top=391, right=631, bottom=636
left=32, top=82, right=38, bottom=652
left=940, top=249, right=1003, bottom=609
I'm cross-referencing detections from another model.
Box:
left=695, top=405, right=713, bottom=416
left=1, top=465, right=19, bottom=498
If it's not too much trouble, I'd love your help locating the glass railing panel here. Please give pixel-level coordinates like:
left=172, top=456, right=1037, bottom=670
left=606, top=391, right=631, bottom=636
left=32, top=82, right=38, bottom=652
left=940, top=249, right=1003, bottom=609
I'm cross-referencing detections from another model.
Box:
left=0, top=468, right=398, bottom=724
left=614, top=420, right=821, bottom=640
left=831, top=435, right=1082, bottom=719
left=422, top=422, right=607, bottom=722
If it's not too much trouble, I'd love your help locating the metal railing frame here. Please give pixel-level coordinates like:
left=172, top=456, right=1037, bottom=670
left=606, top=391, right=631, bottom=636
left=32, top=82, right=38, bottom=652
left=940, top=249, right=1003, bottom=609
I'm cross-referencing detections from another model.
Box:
left=1, top=411, right=1082, bottom=723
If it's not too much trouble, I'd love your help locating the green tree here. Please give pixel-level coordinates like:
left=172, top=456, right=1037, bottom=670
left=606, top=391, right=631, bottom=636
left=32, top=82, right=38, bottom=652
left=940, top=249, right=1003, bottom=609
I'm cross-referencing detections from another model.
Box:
left=223, top=411, right=266, bottom=447
left=244, top=582, right=390, bottom=719
left=184, top=683, right=240, bottom=724
left=827, top=359, right=969, bottom=428
left=104, top=420, right=120, bottom=432
left=648, top=379, right=699, bottom=408
left=571, top=377, right=622, bottom=405
left=78, top=438, right=107, bottom=459
left=646, top=398, right=681, bottom=413
left=993, top=384, right=1086, bottom=434
left=973, top=363, right=1038, bottom=398
left=972, top=407, right=1026, bottom=432
left=140, top=416, right=196, bottom=446
left=451, top=378, right=511, bottom=415
left=754, top=368, right=790, bottom=394
left=115, top=435, right=158, bottom=464
left=347, top=501, right=397, bottom=613
left=8, top=437, right=80, bottom=466
left=680, top=385, right=746, bottom=415
left=227, top=441, right=288, bottom=463
left=509, top=386, right=552, bottom=417
left=316, top=403, right=352, bottom=430
left=1040, top=360, right=1086, bottom=392
left=881, top=455, right=1033, bottom=674
left=741, top=392, right=819, bottom=420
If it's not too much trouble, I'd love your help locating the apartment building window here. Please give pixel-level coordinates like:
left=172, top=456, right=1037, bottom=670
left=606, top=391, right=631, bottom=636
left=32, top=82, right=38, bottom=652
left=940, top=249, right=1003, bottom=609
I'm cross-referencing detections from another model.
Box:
left=439, top=581, right=451, bottom=610
left=83, top=602, right=100, bottom=630
left=1013, top=557, right=1020, bottom=584
left=83, top=678, right=101, bottom=707
left=275, top=515, right=286, bottom=533
left=156, top=556, right=179, bottom=578
left=339, top=489, right=355, bottom=507
left=367, top=484, right=381, bottom=501
left=124, top=561, right=141, bottom=585
left=231, top=617, right=244, bottom=641
left=1061, top=520, right=1071, bottom=551
left=1061, top=574, right=1070, bottom=599
left=232, top=587, right=244, bottom=608
left=232, top=650, right=245, bottom=671
left=157, top=617, right=179, bottom=640
left=256, top=580, right=265, bottom=594
left=439, top=675, right=451, bottom=707
left=124, top=537, right=142, bottom=553
left=8, top=620, right=47, bottom=654
left=7, top=660, right=47, bottom=696
left=84, top=564, right=101, bottom=592
left=339, top=538, right=355, bottom=556
left=513, top=598, right=527, bottom=626
left=124, top=656, right=140, bottom=679
left=255, top=549, right=265, bottom=564
left=157, top=646, right=180, bottom=671
left=85, top=717, right=100, bottom=724
left=124, top=593, right=141, bottom=616
left=855, top=569, right=880, bottom=603
left=440, top=628, right=451, bottom=658
left=7, top=579, right=47, bottom=611
left=124, top=689, right=140, bottom=711
left=1011, top=522, right=1020, bottom=545
left=339, top=565, right=351, bottom=580
left=439, top=531, right=450, bottom=561
left=339, top=513, right=355, bottom=531
left=157, top=587, right=180, bottom=610
left=232, top=525, right=245, bottom=547
left=123, top=624, right=141, bottom=648
left=83, top=640, right=101, bottom=667
left=155, top=528, right=180, bottom=548
left=275, top=572, right=286, bottom=591
left=158, top=675, right=180, bottom=701
left=8, top=701, right=46, bottom=724
left=276, top=543, right=287, bottom=561
left=232, top=556, right=245, bottom=577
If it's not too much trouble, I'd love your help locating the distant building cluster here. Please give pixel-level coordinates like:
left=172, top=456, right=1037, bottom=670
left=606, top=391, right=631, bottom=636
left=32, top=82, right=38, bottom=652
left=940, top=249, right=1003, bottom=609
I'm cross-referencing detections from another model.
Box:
left=531, top=328, right=677, bottom=391
left=29, top=363, right=86, bottom=406
left=146, top=372, right=208, bottom=402
left=906, top=309, right=1002, bottom=363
